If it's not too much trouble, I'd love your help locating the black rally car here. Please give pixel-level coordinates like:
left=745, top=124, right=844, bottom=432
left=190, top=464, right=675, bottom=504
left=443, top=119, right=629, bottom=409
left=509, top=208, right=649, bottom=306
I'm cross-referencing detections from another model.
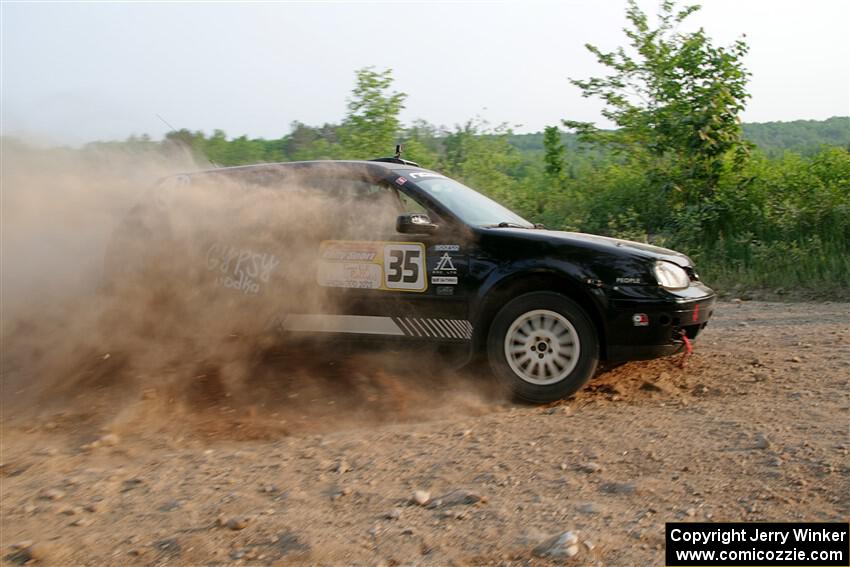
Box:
left=115, top=157, right=715, bottom=403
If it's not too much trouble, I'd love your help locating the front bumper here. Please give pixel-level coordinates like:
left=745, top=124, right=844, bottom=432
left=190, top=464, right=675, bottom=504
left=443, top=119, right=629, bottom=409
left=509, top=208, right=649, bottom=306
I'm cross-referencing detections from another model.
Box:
left=605, top=289, right=716, bottom=362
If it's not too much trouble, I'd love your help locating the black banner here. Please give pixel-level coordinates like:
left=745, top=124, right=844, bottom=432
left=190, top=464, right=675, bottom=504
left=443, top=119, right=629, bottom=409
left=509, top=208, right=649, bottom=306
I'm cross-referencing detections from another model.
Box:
left=666, top=522, right=849, bottom=566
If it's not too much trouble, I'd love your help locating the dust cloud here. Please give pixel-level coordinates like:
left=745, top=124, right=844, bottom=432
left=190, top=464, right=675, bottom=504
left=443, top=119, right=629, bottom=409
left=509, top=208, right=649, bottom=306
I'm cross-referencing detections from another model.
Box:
left=0, top=140, right=501, bottom=443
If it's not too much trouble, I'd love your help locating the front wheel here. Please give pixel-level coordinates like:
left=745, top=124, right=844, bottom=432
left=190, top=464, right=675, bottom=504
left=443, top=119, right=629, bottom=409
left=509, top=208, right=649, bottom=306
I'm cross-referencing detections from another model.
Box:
left=487, top=292, right=599, bottom=403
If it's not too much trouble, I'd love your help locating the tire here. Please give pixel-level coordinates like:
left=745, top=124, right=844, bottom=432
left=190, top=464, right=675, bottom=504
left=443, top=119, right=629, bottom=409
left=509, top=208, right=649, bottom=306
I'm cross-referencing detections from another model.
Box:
left=487, top=291, right=599, bottom=403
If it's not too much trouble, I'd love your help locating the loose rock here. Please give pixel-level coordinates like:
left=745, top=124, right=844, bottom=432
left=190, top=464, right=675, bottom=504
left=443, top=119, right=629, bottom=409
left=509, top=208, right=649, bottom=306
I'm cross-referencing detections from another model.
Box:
left=10, top=541, right=34, bottom=551
left=426, top=489, right=483, bottom=509
left=157, top=500, right=181, bottom=513
left=99, top=433, right=120, bottom=446
left=40, top=488, right=65, bottom=501
left=7, top=541, right=51, bottom=563
left=411, top=490, right=430, bottom=506
left=600, top=482, right=637, bottom=495
left=121, top=478, right=144, bottom=492
left=152, top=537, right=181, bottom=556
left=222, top=516, right=251, bottom=530
left=577, top=462, right=603, bottom=474
left=533, top=531, right=580, bottom=558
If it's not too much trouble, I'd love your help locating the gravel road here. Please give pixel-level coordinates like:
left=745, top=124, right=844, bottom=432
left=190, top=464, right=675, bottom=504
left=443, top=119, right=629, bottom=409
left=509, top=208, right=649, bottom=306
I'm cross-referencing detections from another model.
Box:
left=2, top=301, right=848, bottom=566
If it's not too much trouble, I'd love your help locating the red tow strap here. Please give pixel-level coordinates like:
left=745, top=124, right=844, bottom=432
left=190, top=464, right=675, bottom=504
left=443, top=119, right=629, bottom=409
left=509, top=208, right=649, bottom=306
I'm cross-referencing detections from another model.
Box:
left=678, top=332, right=693, bottom=368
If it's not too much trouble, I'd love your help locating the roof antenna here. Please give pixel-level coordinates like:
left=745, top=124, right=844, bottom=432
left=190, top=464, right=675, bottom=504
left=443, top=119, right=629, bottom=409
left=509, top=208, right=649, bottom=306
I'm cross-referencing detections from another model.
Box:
left=369, top=144, right=420, bottom=167
left=156, top=113, right=178, bottom=133
left=155, top=113, right=219, bottom=168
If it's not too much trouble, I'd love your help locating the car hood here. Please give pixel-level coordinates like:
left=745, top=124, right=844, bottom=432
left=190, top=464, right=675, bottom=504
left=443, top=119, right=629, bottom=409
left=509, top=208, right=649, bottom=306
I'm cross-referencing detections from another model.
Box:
left=549, top=231, right=691, bottom=265
left=485, top=228, right=693, bottom=267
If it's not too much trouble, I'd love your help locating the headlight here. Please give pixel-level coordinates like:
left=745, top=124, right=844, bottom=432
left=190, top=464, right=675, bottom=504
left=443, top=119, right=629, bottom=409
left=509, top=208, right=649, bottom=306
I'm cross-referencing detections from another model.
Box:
left=653, top=261, right=689, bottom=290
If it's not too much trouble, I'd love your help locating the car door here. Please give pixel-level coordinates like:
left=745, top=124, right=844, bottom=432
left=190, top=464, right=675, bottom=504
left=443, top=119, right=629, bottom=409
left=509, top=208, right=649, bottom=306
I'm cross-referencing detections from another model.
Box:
left=285, top=176, right=473, bottom=342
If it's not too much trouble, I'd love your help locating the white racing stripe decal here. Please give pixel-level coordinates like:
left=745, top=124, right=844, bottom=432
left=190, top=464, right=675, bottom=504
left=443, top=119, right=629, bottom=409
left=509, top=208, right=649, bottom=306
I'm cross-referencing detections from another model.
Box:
left=283, top=314, right=404, bottom=336
left=445, top=318, right=465, bottom=339
left=436, top=319, right=456, bottom=338
left=425, top=319, right=446, bottom=338
left=394, top=317, right=473, bottom=340
left=431, top=318, right=450, bottom=337
left=410, top=318, right=429, bottom=337
left=394, top=317, right=417, bottom=337
left=281, top=314, right=473, bottom=340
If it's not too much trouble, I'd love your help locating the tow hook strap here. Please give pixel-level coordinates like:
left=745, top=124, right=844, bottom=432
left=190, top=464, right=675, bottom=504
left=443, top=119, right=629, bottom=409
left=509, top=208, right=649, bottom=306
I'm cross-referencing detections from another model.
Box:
left=678, top=332, right=693, bottom=368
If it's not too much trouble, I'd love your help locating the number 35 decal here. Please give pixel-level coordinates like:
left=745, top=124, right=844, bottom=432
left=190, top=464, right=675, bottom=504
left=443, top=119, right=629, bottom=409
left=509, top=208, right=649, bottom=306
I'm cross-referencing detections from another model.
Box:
left=384, top=243, right=426, bottom=291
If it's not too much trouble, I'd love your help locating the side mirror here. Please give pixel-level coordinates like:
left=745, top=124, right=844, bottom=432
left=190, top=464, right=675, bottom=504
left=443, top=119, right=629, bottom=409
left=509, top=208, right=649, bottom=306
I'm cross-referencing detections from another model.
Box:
left=396, top=213, right=437, bottom=234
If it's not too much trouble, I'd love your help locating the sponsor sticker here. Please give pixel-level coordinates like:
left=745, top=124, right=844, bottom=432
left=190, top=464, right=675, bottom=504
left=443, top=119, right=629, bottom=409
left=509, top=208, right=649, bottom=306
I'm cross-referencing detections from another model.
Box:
left=408, top=171, right=445, bottom=179
left=206, top=242, right=280, bottom=295
left=632, top=313, right=649, bottom=327
left=318, top=240, right=427, bottom=292
left=430, top=250, right=459, bottom=285
left=434, top=253, right=456, bottom=272
left=395, top=176, right=407, bottom=185
left=434, top=244, right=460, bottom=252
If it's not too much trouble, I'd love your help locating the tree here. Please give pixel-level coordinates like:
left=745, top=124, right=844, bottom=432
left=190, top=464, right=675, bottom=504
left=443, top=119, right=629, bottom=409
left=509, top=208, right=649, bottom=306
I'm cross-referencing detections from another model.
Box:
left=563, top=0, right=751, bottom=202
left=339, top=67, right=406, bottom=159
left=439, top=119, right=523, bottom=209
left=542, top=126, right=566, bottom=183
left=399, top=119, right=440, bottom=168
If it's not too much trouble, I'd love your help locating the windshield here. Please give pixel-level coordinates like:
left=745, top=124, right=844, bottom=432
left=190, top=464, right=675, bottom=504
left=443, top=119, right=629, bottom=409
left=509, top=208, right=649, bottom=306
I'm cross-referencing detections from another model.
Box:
left=414, top=177, right=533, bottom=228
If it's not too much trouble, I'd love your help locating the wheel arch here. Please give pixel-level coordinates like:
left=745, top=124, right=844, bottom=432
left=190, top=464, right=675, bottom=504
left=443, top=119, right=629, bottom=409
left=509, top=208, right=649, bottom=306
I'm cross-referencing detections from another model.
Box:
left=471, top=269, right=608, bottom=360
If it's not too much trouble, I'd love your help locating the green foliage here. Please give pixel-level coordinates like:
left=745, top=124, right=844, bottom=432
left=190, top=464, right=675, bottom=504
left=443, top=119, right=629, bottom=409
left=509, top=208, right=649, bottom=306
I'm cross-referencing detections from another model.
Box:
left=542, top=126, right=565, bottom=183
left=508, top=117, right=850, bottom=159
left=338, top=67, right=406, bottom=159
left=564, top=0, right=751, bottom=202
left=400, top=120, right=440, bottom=168
left=283, top=122, right=341, bottom=160
left=437, top=120, right=526, bottom=211
left=742, top=117, right=850, bottom=157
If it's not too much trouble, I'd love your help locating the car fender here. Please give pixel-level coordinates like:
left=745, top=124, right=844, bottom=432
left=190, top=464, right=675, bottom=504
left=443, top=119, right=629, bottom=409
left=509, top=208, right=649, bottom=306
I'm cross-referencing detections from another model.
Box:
left=469, top=258, right=609, bottom=354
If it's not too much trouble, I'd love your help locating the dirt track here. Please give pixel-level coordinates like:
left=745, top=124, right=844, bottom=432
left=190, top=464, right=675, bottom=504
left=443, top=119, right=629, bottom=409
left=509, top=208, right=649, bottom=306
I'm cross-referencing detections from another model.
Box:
left=1, top=301, right=848, bottom=566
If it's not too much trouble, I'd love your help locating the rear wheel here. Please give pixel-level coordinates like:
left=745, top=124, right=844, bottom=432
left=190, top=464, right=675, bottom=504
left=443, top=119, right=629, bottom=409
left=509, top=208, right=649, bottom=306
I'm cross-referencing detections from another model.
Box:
left=487, top=292, right=598, bottom=403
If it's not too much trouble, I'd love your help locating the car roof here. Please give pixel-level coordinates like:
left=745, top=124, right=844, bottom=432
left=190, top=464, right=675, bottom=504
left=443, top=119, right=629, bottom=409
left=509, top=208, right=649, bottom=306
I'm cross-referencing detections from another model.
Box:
left=169, top=159, right=424, bottom=180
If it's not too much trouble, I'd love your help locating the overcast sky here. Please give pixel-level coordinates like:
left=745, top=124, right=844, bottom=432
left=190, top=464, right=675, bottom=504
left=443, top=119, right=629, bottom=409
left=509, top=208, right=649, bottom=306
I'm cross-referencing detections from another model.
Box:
left=2, top=0, right=848, bottom=145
